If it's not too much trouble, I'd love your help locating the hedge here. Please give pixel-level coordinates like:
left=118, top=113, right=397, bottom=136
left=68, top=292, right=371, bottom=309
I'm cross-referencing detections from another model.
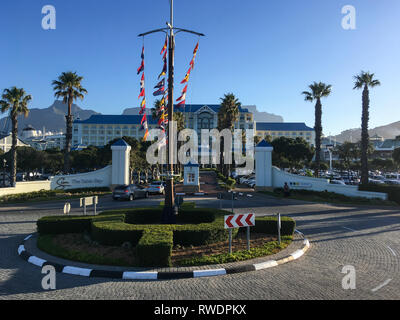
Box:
left=136, top=228, right=173, bottom=267
left=37, top=207, right=295, bottom=267
left=247, top=215, right=296, bottom=236
left=37, top=214, right=125, bottom=235
left=359, top=184, right=400, bottom=204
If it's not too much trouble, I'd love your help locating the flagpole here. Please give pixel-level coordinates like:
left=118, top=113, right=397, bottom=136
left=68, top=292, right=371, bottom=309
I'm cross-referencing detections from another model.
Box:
left=138, top=0, right=204, bottom=224
left=165, top=0, right=175, bottom=213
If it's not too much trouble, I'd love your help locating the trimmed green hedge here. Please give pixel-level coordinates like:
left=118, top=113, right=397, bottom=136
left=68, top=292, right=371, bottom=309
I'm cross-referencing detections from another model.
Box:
left=136, top=228, right=173, bottom=267
left=359, top=184, right=399, bottom=204
left=37, top=214, right=125, bottom=235
left=247, top=215, right=296, bottom=236
left=37, top=207, right=295, bottom=267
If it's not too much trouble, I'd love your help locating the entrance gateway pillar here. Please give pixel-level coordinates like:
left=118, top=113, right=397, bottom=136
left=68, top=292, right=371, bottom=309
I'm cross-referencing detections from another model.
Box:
left=254, top=140, right=274, bottom=191
left=111, top=139, right=131, bottom=189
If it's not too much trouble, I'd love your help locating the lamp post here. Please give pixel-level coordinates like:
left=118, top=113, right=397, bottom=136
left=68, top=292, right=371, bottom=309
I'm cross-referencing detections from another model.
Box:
left=138, top=0, right=204, bottom=223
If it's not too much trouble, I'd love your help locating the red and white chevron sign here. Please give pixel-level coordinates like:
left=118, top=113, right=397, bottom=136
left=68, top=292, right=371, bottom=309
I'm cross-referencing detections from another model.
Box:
left=224, top=214, right=255, bottom=229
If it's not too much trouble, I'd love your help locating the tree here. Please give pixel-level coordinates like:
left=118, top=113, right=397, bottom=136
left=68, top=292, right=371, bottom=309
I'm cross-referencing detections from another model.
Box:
left=353, top=71, right=380, bottom=185
left=302, top=82, right=332, bottom=177
left=52, top=71, right=88, bottom=174
left=0, top=87, right=32, bottom=186
left=393, top=148, right=400, bottom=166
left=218, top=93, right=240, bottom=176
left=271, top=137, right=314, bottom=171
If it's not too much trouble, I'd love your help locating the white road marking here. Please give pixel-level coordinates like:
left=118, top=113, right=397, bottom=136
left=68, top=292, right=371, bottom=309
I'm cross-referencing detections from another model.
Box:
left=387, top=246, right=397, bottom=257
left=342, top=226, right=357, bottom=232
left=371, top=279, right=392, bottom=293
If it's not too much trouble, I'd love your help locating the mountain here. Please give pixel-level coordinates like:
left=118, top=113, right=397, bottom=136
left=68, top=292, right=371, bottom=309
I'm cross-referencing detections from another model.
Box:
left=327, top=121, right=400, bottom=143
left=0, top=100, right=100, bottom=134
left=243, top=105, right=284, bottom=123
left=122, top=107, right=142, bottom=115
left=122, top=105, right=284, bottom=122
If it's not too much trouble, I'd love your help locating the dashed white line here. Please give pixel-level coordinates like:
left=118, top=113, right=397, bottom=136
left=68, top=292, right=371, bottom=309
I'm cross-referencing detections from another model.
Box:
left=387, top=246, right=397, bottom=257
left=371, top=279, right=392, bottom=293
left=342, top=226, right=357, bottom=232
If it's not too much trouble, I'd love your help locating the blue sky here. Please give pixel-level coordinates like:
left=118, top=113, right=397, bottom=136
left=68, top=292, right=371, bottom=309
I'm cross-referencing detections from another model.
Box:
left=0, top=0, right=399, bottom=136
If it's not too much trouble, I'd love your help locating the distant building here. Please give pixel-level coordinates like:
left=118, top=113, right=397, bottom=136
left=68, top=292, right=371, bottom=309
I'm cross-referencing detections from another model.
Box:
left=0, top=134, right=29, bottom=152
left=255, top=122, right=315, bottom=147
left=373, top=136, right=400, bottom=158
left=72, top=105, right=315, bottom=153
left=20, top=125, right=66, bottom=151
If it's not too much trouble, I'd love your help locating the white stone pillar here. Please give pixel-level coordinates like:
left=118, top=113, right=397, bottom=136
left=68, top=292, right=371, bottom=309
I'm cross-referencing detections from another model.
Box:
left=255, top=140, right=274, bottom=190
left=111, top=139, right=131, bottom=188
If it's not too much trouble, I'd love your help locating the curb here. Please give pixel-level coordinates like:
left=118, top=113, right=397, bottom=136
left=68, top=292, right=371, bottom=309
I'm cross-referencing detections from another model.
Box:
left=17, top=230, right=310, bottom=281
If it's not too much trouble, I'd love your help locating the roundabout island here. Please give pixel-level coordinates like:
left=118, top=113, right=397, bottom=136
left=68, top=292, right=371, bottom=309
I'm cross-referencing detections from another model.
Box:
left=17, top=203, right=310, bottom=280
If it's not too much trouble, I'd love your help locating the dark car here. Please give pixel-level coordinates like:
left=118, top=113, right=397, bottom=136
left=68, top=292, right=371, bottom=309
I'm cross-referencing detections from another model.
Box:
left=112, top=184, right=149, bottom=201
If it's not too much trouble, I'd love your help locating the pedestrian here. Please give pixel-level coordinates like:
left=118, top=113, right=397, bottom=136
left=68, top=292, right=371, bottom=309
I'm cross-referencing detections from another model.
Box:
left=283, top=182, right=290, bottom=197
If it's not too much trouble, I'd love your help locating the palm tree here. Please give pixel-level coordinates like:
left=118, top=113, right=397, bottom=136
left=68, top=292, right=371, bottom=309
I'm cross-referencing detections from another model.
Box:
left=302, top=82, right=332, bottom=177
left=353, top=71, right=380, bottom=185
left=218, top=93, right=240, bottom=176
left=0, top=87, right=32, bottom=186
left=52, top=71, right=88, bottom=174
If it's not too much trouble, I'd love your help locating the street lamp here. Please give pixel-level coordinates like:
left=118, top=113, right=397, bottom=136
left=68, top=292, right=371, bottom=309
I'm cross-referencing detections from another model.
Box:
left=326, top=145, right=334, bottom=172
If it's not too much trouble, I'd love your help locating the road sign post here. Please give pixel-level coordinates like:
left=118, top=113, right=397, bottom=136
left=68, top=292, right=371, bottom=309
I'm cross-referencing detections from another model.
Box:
left=224, top=213, right=255, bottom=253
left=80, top=196, right=98, bottom=216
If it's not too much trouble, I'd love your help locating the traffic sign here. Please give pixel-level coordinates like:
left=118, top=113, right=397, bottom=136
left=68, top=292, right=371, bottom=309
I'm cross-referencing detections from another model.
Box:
left=224, top=214, right=255, bottom=229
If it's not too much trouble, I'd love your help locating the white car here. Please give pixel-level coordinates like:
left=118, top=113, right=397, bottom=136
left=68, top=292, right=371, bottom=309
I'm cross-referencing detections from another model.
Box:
left=146, top=181, right=165, bottom=195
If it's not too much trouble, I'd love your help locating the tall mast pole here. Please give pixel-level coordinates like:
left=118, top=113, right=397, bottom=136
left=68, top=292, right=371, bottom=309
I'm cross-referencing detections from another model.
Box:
left=165, top=0, right=175, bottom=210
left=138, top=0, right=204, bottom=223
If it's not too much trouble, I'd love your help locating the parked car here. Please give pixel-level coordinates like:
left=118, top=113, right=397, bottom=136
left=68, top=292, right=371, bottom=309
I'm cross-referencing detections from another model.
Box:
left=112, top=184, right=149, bottom=201
left=146, top=181, right=165, bottom=195
left=330, top=179, right=346, bottom=185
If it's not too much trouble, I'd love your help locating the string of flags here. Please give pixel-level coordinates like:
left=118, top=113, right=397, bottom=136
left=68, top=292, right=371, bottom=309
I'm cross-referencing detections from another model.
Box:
left=137, top=44, right=149, bottom=141
left=155, top=36, right=169, bottom=135
left=176, top=41, right=199, bottom=107
left=136, top=37, right=200, bottom=144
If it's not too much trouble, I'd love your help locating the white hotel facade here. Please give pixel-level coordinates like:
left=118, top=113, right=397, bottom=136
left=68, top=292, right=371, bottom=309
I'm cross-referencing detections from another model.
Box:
left=72, top=104, right=315, bottom=148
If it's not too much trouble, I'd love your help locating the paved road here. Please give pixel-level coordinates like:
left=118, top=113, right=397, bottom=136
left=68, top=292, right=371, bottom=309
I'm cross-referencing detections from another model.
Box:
left=0, top=193, right=399, bottom=300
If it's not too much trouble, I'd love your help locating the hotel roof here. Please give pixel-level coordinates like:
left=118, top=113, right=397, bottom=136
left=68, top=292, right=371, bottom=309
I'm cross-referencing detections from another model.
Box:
left=256, top=122, right=314, bottom=131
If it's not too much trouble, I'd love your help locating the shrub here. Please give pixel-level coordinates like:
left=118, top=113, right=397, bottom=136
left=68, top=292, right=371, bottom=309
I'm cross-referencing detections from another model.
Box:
left=37, top=214, right=125, bottom=235
left=359, top=184, right=400, bottom=204
left=135, top=228, right=173, bottom=267
left=91, top=220, right=143, bottom=246
left=249, top=215, right=296, bottom=236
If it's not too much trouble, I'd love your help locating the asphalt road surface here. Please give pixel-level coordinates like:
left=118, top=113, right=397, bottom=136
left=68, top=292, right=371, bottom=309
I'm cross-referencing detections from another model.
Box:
left=0, top=193, right=399, bottom=300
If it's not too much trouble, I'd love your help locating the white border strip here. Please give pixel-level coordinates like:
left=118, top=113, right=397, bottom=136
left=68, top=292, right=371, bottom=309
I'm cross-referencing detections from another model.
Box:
left=24, top=235, right=33, bottom=241
left=291, top=249, right=304, bottom=260
left=18, top=245, right=25, bottom=255
left=122, top=272, right=158, bottom=280
left=254, top=260, right=278, bottom=270
left=28, top=256, right=47, bottom=267
left=62, top=266, right=92, bottom=277
left=193, top=269, right=226, bottom=278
